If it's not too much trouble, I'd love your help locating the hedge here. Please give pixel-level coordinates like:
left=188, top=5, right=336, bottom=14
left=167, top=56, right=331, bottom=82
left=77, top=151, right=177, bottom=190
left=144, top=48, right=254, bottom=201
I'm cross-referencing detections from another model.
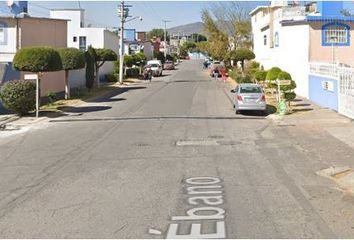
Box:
left=0, top=80, right=36, bottom=115
left=13, top=47, right=62, bottom=72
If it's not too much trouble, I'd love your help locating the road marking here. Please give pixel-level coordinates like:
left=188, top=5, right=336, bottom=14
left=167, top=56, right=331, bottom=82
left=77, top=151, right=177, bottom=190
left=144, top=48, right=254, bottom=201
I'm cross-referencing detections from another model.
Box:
left=149, top=228, right=162, bottom=235
left=166, top=176, right=226, bottom=239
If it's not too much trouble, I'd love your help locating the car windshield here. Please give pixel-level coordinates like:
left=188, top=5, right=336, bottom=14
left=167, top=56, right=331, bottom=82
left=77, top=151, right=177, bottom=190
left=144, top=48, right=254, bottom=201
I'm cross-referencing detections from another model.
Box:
left=240, top=86, right=262, bottom=93
left=151, top=64, right=159, bottom=67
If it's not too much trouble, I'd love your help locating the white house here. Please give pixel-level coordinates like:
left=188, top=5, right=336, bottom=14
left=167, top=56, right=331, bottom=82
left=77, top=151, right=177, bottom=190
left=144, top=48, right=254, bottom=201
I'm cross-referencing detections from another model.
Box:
left=250, top=2, right=311, bottom=98
left=250, top=0, right=354, bottom=119
left=50, top=9, right=119, bottom=88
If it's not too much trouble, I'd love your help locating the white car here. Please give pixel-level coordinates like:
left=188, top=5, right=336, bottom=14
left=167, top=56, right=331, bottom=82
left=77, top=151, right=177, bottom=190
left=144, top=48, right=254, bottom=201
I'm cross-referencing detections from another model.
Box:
left=147, top=60, right=163, bottom=76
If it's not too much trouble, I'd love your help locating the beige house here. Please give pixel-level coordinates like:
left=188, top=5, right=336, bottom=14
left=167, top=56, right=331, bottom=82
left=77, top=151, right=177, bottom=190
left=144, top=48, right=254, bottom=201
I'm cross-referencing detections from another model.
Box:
left=0, top=16, right=68, bottom=96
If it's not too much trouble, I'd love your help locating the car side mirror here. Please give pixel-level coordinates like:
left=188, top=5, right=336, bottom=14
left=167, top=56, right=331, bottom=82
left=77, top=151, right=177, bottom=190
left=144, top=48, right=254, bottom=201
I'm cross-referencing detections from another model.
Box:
left=230, top=89, right=235, bottom=93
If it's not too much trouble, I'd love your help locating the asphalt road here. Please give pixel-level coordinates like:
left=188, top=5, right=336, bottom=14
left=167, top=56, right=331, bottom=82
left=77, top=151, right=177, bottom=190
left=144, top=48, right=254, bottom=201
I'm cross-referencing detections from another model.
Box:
left=1, top=60, right=354, bottom=238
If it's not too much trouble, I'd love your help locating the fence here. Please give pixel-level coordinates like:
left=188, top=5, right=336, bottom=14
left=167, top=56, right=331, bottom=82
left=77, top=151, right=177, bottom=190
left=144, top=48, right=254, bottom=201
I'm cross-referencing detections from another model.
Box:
left=310, top=62, right=354, bottom=119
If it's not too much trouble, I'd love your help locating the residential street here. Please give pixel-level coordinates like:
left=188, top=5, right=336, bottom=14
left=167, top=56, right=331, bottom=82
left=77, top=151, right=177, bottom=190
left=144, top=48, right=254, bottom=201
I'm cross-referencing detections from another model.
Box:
left=1, top=60, right=354, bottom=238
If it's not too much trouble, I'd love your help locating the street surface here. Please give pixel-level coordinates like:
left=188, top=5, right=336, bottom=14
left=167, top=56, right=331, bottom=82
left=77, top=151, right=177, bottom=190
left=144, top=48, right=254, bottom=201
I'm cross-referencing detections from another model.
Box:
left=1, top=60, right=354, bottom=238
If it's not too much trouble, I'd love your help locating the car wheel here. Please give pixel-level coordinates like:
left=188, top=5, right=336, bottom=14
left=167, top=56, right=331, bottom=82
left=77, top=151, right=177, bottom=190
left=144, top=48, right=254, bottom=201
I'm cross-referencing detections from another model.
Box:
left=235, top=110, right=240, bottom=114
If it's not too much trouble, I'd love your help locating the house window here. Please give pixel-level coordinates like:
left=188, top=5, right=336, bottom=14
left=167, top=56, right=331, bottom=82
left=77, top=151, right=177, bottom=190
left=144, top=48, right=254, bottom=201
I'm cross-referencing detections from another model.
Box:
left=322, top=22, right=350, bottom=46
left=73, top=36, right=77, bottom=42
left=79, top=36, right=86, bottom=51
left=0, top=29, right=4, bottom=44
left=274, top=32, right=279, bottom=47
left=0, top=22, right=7, bottom=45
left=264, top=35, right=267, bottom=46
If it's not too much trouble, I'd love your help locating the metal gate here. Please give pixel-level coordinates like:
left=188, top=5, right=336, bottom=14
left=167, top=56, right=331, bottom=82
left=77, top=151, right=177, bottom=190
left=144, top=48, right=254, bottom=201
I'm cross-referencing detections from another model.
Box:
left=338, top=66, right=354, bottom=119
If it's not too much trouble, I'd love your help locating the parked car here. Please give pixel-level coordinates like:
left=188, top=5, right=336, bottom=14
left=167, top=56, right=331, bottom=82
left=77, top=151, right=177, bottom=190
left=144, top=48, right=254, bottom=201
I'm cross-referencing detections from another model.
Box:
left=231, top=84, right=266, bottom=114
left=150, top=63, right=163, bottom=77
left=147, top=60, right=163, bottom=76
left=163, top=61, right=175, bottom=70
left=148, top=60, right=162, bottom=66
left=209, top=63, right=226, bottom=77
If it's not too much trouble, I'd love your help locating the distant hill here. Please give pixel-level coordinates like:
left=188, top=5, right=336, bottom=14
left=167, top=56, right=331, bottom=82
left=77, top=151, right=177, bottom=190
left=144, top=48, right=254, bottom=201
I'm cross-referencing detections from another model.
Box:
left=167, top=22, right=205, bottom=36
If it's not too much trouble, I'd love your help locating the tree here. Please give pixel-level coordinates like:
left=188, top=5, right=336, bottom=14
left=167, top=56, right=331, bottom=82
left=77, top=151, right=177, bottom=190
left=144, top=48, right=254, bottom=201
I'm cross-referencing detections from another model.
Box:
left=153, top=51, right=166, bottom=64
left=13, top=47, right=63, bottom=114
left=201, top=10, right=229, bottom=60
left=134, top=52, right=147, bottom=65
left=208, top=2, right=252, bottom=49
left=94, top=48, right=117, bottom=87
left=190, top=33, right=207, bottom=42
left=85, top=46, right=96, bottom=90
left=124, top=55, right=134, bottom=67
left=227, top=48, right=255, bottom=72
left=147, top=28, right=168, bottom=41
left=277, top=71, right=297, bottom=107
left=13, top=47, right=62, bottom=73
left=58, top=48, right=85, bottom=99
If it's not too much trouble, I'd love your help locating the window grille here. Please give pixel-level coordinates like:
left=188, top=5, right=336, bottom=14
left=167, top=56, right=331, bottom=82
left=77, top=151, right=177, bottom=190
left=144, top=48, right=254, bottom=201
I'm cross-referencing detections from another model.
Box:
left=322, top=23, right=350, bottom=46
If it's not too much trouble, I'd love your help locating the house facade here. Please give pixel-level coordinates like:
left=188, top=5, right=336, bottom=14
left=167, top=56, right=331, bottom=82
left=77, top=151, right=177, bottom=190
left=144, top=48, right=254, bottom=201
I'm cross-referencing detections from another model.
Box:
left=0, top=16, right=68, bottom=96
left=250, top=0, right=354, bottom=119
left=50, top=9, right=119, bottom=88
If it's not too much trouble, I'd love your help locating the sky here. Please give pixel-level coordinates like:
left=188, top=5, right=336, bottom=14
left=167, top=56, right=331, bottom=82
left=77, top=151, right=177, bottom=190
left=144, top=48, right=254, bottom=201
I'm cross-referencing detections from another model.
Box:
left=22, top=1, right=264, bottom=31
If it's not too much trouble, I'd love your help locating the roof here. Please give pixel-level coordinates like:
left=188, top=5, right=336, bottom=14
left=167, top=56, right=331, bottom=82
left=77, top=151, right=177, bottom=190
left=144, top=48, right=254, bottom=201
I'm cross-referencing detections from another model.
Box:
left=249, top=6, right=270, bottom=16
left=306, top=15, right=354, bottom=22
left=281, top=15, right=354, bottom=25
left=0, top=15, right=69, bottom=22
left=50, top=9, right=84, bottom=11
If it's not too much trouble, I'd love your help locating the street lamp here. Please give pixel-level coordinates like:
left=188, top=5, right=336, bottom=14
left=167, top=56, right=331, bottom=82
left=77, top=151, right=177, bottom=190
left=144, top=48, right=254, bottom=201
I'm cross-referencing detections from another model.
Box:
left=118, top=1, right=142, bottom=84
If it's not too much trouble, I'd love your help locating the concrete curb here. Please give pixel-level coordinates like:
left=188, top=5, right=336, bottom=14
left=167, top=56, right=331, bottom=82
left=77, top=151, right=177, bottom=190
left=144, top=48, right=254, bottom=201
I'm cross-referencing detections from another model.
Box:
left=0, top=115, right=20, bottom=128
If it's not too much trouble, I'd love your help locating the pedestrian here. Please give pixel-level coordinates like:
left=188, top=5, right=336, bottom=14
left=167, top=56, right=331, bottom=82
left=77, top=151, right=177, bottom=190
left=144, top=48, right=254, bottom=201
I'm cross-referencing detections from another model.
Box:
left=221, top=73, right=227, bottom=83
left=213, top=67, right=219, bottom=81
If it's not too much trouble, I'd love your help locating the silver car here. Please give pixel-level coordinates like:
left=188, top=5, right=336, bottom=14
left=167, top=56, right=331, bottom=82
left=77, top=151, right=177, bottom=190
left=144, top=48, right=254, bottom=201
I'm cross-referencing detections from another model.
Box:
left=231, top=84, right=266, bottom=114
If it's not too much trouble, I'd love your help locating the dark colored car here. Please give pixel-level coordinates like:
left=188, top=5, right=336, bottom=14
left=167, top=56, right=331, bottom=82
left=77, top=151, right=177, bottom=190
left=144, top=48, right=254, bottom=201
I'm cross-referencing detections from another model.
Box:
left=163, top=61, right=175, bottom=70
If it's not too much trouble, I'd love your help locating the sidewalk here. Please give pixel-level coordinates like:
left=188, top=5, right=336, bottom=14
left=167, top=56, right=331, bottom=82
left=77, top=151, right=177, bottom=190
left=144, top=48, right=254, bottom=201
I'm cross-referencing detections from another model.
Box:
left=0, top=78, right=145, bottom=132
left=268, top=97, right=354, bottom=149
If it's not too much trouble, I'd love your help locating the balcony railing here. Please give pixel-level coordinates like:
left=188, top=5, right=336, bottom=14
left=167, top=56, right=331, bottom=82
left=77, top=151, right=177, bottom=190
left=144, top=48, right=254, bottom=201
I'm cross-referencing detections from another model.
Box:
left=282, top=6, right=306, bottom=21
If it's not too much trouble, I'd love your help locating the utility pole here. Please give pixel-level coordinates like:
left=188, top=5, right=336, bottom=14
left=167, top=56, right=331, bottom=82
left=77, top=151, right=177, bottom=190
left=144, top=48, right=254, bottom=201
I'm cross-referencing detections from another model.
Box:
left=162, top=20, right=171, bottom=58
left=118, top=1, right=132, bottom=84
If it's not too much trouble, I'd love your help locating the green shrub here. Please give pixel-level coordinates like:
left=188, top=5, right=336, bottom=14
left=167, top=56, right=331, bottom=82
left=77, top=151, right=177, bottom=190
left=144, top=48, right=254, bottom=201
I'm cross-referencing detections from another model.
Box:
left=255, top=70, right=268, bottom=81
left=95, top=48, right=117, bottom=63
left=134, top=52, right=147, bottom=65
left=124, top=55, right=134, bottom=67
left=113, top=60, right=120, bottom=74
left=266, top=67, right=282, bottom=80
left=105, top=74, right=118, bottom=82
left=278, top=71, right=292, bottom=80
left=284, top=92, right=296, bottom=102
left=0, top=80, right=36, bottom=115
left=85, top=46, right=96, bottom=89
left=13, top=47, right=62, bottom=72
left=57, top=48, right=85, bottom=70
left=47, top=91, right=57, bottom=104
left=126, top=68, right=140, bottom=77
left=235, top=74, right=252, bottom=84
left=249, top=61, right=260, bottom=70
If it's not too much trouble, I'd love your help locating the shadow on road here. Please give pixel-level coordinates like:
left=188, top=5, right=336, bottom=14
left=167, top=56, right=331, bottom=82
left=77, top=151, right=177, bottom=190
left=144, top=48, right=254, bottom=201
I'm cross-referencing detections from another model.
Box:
left=238, top=104, right=277, bottom=117
left=58, top=106, right=112, bottom=113
left=87, top=86, right=145, bottom=103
